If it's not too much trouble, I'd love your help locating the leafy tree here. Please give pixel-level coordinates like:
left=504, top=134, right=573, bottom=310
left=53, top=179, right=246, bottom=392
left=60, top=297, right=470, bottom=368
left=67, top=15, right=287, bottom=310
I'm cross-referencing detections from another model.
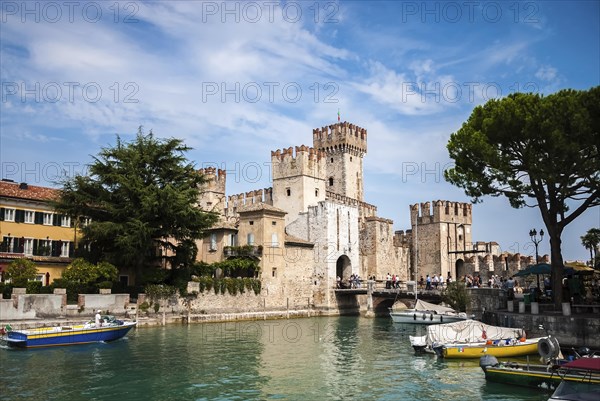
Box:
left=61, top=258, right=118, bottom=286
left=581, top=228, right=600, bottom=267
left=442, top=282, right=471, bottom=312
left=4, top=258, right=38, bottom=287
left=445, top=87, right=600, bottom=308
left=54, top=128, right=218, bottom=285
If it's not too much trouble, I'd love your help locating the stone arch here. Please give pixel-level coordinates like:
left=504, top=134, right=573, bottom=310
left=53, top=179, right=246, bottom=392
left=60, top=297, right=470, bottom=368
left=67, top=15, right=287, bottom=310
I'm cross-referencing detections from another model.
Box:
left=456, top=258, right=465, bottom=280
left=336, top=255, right=352, bottom=281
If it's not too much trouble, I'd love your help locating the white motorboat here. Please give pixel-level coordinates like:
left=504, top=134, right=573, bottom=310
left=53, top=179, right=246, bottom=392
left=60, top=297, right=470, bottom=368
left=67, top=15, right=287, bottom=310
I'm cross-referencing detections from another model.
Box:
left=390, top=299, right=468, bottom=325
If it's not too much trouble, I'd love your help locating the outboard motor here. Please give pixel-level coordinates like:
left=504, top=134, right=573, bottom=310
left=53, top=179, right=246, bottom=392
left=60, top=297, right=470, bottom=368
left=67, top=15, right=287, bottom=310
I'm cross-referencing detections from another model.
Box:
left=576, top=347, right=591, bottom=357
left=479, top=355, right=499, bottom=368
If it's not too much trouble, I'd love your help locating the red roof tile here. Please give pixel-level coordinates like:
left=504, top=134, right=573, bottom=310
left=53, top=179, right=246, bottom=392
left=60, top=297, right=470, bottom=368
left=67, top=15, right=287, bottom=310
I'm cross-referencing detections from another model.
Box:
left=0, top=180, right=59, bottom=202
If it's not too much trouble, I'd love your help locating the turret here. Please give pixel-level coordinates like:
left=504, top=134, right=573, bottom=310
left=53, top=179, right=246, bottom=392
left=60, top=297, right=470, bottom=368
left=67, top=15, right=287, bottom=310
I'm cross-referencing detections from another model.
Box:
left=312, top=121, right=367, bottom=201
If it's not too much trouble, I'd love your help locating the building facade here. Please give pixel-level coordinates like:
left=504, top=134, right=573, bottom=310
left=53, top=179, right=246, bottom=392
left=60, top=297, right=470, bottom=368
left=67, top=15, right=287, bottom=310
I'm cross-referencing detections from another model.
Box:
left=0, top=180, right=79, bottom=284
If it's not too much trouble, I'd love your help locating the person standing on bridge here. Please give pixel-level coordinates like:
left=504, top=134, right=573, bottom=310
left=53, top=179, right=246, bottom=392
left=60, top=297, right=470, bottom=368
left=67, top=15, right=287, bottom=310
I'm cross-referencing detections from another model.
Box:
left=426, top=275, right=431, bottom=290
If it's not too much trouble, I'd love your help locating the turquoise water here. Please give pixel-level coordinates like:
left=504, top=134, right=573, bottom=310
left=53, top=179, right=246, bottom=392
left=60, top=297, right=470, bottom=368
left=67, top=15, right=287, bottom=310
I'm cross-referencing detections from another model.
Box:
left=0, top=317, right=550, bottom=401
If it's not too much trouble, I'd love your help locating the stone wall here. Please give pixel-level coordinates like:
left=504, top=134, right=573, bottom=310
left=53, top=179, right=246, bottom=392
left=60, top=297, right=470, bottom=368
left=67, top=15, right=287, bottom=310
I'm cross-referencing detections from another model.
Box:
left=0, top=288, right=133, bottom=321
left=360, top=217, right=410, bottom=281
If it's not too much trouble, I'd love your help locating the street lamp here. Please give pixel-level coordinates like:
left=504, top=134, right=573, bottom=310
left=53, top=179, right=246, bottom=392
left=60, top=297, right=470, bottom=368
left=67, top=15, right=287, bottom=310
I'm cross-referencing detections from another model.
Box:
left=529, top=228, right=544, bottom=263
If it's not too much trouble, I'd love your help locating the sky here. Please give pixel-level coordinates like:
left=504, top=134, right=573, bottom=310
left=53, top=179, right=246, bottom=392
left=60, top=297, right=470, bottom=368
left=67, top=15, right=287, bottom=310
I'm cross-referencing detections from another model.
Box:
left=1, top=1, right=599, bottom=262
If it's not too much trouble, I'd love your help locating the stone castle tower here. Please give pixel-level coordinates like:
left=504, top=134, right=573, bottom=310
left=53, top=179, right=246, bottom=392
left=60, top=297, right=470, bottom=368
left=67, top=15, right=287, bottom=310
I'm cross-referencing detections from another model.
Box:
left=198, top=167, right=227, bottom=213
left=271, top=145, right=326, bottom=225
left=410, top=200, right=473, bottom=280
left=313, top=122, right=367, bottom=202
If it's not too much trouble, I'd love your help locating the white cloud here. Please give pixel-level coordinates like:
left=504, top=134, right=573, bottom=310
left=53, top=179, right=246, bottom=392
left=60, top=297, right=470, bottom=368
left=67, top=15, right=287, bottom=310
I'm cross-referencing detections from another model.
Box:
left=535, top=65, right=558, bottom=81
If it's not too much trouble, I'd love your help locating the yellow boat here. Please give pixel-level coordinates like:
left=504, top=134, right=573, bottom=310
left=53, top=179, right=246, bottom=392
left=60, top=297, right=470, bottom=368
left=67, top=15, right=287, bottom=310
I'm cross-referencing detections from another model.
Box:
left=440, top=338, right=543, bottom=359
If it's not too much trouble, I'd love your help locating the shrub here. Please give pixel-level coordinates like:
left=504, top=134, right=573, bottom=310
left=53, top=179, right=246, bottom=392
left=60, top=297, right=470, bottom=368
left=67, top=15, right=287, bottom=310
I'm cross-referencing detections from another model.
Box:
left=26, top=281, right=43, bottom=294
left=5, top=258, right=38, bottom=287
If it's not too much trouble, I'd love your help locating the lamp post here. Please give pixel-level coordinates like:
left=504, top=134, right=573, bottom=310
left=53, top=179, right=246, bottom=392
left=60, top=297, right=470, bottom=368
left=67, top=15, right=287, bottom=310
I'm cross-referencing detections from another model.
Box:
left=529, top=228, right=544, bottom=289
left=529, top=228, right=544, bottom=263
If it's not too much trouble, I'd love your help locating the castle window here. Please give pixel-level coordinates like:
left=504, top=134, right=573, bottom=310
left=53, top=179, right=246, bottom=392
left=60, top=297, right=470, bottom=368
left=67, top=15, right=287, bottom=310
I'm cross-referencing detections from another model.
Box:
left=286, top=188, right=291, bottom=196
left=330, top=157, right=334, bottom=163
left=249, top=221, right=254, bottom=225
left=272, top=268, right=277, bottom=277
left=271, top=233, right=279, bottom=247
left=209, top=233, right=217, bottom=251
left=315, top=189, right=319, bottom=197
left=350, top=156, right=353, bottom=162
left=247, top=233, right=254, bottom=245
left=329, top=177, right=334, bottom=186
left=206, top=202, right=212, bottom=207
left=230, top=233, right=237, bottom=246
left=272, top=221, right=276, bottom=225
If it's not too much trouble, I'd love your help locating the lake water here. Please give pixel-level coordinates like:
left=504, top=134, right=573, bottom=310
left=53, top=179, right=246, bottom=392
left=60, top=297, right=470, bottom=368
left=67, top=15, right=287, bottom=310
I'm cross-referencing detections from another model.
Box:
left=0, top=317, right=551, bottom=401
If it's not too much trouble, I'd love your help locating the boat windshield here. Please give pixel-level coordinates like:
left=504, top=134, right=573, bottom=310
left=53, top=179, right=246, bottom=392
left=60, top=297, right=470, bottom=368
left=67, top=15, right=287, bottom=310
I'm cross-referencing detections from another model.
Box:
left=550, top=380, right=600, bottom=401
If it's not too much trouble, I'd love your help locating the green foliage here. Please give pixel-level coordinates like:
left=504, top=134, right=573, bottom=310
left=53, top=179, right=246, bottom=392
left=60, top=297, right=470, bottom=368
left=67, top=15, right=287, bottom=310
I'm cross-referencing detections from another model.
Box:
left=445, top=86, right=600, bottom=306
left=62, top=258, right=117, bottom=283
left=5, top=258, right=38, bottom=287
left=139, top=301, right=151, bottom=313
left=212, top=258, right=260, bottom=278
left=581, top=228, right=600, bottom=267
left=53, top=127, right=219, bottom=285
left=98, top=281, right=113, bottom=289
left=145, top=284, right=177, bottom=302
left=26, top=281, right=43, bottom=294
left=192, top=276, right=261, bottom=296
left=0, top=283, right=13, bottom=299
left=442, top=282, right=471, bottom=312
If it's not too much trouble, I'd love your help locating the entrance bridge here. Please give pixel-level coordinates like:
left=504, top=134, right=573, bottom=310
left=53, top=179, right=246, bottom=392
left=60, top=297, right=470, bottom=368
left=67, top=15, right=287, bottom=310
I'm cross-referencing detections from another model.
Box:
left=334, top=280, right=443, bottom=316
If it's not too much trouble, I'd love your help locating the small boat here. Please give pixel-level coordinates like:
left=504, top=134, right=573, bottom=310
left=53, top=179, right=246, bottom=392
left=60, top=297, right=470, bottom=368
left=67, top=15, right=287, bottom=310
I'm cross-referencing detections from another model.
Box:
left=480, top=354, right=600, bottom=392
left=390, top=299, right=469, bottom=325
left=412, top=319, right=545, bottom=358
left=548, top=358, right=600, bottom=401
left=1, top=316, right=136, bottom=349
left=440, top=337, right=542, bottom=359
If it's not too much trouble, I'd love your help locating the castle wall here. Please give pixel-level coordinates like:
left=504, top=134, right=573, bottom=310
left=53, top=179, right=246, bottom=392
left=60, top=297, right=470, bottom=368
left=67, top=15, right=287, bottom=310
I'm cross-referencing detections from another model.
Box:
left=360, top=217, right=410, bottom=281
left=286, top=200, right=359, bottom=305
left=271, top=146, right=326, bottom=225
left=410, top=200, right=473, bottom=279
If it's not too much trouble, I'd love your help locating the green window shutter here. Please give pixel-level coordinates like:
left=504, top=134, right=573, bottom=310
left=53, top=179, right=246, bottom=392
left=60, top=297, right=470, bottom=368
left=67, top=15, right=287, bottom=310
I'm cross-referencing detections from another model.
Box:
left=0, top=208, right=4, bottom=221
left=35, top=212, right=43, bottom=224
left=15, top=209, right=25, bottom=223
left=69, top=241, right=74, bottom=257
left=53, top=214, right=60, bottom=226
left=33, top=239, right=39, bottom=255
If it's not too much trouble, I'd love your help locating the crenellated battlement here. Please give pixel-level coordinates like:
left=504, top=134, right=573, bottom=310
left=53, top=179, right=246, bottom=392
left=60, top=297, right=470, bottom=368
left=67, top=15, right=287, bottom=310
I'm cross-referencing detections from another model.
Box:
left=198, top=167, right=226, bottom=194
left=313, top=121, right=367, bottom=155
left=326, top=191, right=377, bottom=216
left=225, top=188, right=274, bottom=217
left=410, top=200, right=472, bottom=225
left=271, top=145, right=326, bottom=180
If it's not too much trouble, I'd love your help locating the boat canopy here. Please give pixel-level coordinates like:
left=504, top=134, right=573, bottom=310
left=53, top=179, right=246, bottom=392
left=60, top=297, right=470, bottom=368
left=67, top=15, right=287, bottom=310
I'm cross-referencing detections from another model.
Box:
left=413, top=299, right=456, bottom=314
left=426, top=320, right=523, bottom=345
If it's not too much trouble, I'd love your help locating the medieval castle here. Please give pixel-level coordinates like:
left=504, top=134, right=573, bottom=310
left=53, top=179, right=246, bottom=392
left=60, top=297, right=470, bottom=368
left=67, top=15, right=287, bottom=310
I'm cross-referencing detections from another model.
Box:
left=195, top=121, right=543, bottom=310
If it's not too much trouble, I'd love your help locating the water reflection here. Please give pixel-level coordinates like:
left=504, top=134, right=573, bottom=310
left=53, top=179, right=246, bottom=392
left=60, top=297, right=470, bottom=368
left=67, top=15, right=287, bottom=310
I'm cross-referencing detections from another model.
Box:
left=1, top=317, right=552, bottom=401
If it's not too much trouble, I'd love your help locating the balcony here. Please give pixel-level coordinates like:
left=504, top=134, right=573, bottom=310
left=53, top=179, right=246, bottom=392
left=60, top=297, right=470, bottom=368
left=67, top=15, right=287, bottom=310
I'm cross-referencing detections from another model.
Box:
left=223, top=245, right=263, bottom=258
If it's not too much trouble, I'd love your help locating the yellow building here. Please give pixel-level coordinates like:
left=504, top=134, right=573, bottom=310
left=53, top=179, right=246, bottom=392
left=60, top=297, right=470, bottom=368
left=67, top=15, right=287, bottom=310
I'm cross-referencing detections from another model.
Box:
left=0, top=179, right=79, bottom=285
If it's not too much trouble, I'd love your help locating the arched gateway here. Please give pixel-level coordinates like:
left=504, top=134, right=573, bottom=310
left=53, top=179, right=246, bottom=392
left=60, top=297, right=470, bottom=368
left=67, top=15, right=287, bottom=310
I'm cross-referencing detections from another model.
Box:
left=336, top=255, right=352, bottom=281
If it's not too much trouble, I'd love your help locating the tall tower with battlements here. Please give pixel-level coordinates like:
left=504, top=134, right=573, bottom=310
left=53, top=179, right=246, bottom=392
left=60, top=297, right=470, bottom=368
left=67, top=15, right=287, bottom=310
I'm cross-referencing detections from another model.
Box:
left=271, top=145, right=326, bottom=225
left=313, top=122, right=367, bottom=202
left=198, top=167, right=226, bottom=213
left=410, top=200, right=473, bottom=280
